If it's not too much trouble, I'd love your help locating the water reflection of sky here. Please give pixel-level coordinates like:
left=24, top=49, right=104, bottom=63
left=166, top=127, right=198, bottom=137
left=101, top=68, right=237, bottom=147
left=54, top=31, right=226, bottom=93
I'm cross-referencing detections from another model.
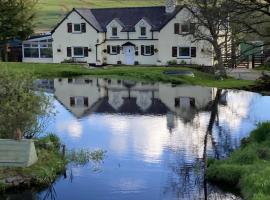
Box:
left=36, top=78, right=270, bottom=200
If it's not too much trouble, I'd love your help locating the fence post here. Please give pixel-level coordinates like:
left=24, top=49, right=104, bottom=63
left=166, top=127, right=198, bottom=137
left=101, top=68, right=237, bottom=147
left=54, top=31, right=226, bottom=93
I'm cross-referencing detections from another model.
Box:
left=252, top=55, right=255, bottom=69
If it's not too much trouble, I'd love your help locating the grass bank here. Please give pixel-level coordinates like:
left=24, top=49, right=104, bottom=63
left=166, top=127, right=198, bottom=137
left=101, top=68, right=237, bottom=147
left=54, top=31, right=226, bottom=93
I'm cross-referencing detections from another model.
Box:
left=0, top=135, right=66, bottom=192
left=207, top=122, right=270, bottom=200
left=0, top=62, right=254, bottom=89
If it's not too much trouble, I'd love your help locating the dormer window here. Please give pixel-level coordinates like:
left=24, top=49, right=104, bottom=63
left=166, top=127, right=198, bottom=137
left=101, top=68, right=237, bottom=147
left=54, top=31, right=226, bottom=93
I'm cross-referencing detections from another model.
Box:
left=112, top=27, right=118, bottom=36
left=140, top=27, right=146, bottom=36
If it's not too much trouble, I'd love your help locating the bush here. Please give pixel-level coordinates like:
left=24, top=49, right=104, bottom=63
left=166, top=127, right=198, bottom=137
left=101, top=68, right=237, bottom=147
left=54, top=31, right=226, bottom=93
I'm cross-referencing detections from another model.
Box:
left=167, top=60, right=177, bottom=65
left=229, top=146, right=259, bottom=165
left=35, top=134, right=61, bottom=151
left=250, top=123, right=270, bottom=143
left=257, top=147, right=270, bottom=160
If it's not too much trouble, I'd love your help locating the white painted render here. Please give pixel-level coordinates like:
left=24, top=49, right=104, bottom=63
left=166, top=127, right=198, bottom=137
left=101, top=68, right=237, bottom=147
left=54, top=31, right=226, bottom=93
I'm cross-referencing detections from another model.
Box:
left=52, top=11, right=99, bottom=64
left=158, top=8, right=213, bottom=66
left=23, top=7, right=214, bottom=66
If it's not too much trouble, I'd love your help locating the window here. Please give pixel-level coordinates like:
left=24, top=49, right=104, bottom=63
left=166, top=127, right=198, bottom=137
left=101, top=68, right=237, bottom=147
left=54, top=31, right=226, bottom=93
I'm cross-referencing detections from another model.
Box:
left=141, top=27, right=146, bottom=36
left=73, top=47, right=84, bottom=57
left=70, top=97, right=89, bottom=107
left=111, top=46, right=117, bottom=54
left=112, top=27, right=118, bottom=36
left=24, top=48, right=39, bottom=58
left=23, top=40, right=52, bottom=59
left=73, top=24, right=81, bottom=32
left=141, top=45, right=154, bottom=56
left=179, top=47, right=190, bottom=57
left=107, top=45, right=120, bottom=55
left=181, top=24, right=189, bottom=33
left=145, top=46, right=151, bottom=55
left=40, top=48, right=52, bottom=58
left=171, top=47, right=197, bottom=58
left=174, top=23, right=192, bottom=34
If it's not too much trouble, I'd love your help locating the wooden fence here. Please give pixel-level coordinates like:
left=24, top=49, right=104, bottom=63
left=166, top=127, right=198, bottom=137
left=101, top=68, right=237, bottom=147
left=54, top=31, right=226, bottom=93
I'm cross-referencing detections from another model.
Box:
left=223, top=53, right=270, bottom=69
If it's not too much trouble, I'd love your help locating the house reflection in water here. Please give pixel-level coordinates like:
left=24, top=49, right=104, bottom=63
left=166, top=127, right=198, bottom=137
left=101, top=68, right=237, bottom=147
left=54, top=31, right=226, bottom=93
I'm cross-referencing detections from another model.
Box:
left=53, top=77, right=216, bottom=132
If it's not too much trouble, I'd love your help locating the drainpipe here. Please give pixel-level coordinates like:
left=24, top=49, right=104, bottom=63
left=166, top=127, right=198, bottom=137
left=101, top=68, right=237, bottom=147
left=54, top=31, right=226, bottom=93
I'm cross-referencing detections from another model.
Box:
left=95, top=32, right=107, bottom=63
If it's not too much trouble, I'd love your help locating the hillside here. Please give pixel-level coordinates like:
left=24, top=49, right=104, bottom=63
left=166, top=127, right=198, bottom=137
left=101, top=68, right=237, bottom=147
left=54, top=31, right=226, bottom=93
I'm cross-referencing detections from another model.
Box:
left=36, top=0, right=164, bottom=31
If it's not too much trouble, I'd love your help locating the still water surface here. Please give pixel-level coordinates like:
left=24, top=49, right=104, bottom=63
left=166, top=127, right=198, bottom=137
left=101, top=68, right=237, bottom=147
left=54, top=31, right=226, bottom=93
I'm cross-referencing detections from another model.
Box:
left=4, top=77, right=270, bottom=200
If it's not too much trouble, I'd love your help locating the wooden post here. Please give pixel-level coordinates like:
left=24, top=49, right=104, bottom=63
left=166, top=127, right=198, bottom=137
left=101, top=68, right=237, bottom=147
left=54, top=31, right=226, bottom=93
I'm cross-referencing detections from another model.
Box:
left=62, top=145, right=66, bottom=158
left=252, top=55, right=255, bottom=69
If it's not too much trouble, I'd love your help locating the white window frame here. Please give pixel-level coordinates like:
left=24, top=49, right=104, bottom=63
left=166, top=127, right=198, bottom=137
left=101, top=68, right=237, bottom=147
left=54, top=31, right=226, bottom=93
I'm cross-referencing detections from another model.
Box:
left=180, top=23, right=190, bottom=34
left=73, top=96, right=88, bottom=107
left=112, top=27, right=118, bottom=36
left=178, top=47, right=191, bottom=58
left=144, top=45, right=152, bottom=56
left=23, top=39, right=52, bottom=59
left=73, top=47, right=84, bottom=57
left=110, top=45, right=118, bottom=55
left=140, top=26, right=146, bottom=36
left=73, top=23, right=82, bottom=33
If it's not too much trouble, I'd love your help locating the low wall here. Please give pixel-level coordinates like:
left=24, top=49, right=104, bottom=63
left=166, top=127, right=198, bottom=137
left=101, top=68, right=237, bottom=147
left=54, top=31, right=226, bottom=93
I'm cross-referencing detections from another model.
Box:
left=0, top=139, right=38, bottom=167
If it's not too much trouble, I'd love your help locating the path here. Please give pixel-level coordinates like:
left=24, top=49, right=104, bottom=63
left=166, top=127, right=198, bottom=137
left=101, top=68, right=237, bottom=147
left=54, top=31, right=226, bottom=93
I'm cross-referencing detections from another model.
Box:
left=227, top=68, right=269, bottom=81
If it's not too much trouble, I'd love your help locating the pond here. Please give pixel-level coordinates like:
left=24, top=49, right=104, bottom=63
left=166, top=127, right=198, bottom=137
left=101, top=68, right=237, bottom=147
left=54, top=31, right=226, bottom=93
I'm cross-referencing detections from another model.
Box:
left=3, top=77, right=270, bottom=200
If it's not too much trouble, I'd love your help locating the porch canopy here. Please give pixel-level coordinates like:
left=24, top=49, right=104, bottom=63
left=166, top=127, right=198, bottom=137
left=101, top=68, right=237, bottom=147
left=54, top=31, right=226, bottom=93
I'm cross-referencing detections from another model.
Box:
left=122, top=42, right=136, bottom=47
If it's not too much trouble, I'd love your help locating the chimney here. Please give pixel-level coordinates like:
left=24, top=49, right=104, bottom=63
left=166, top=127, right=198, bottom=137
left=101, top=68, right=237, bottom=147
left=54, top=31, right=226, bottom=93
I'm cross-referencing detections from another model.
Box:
left=165, top=0, right=177, bottom=13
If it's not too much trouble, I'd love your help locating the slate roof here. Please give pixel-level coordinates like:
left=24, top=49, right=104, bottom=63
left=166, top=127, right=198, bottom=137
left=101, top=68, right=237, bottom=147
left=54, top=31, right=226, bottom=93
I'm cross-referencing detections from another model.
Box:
left=52, top=6, right=183, bottom=33
left=82, top=97, right=170, bottom=117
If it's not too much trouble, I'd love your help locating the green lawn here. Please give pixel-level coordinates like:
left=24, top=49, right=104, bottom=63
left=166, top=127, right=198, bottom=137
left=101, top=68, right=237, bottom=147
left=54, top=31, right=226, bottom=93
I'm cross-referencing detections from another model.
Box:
left=36, top=0, right=164, bottom=31
left=207, top=123, right=270, bottom=200
left=0, top=62, right=254, bottom=89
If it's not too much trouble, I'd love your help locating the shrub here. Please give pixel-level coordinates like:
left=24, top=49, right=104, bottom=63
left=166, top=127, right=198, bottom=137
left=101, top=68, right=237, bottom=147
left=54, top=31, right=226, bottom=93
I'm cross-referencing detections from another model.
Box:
left=257, top=147, right=270, bottom=160
left=229, top=146, right=259, bottom=165
left=167, top=60, right=177, bottom=65
left=250, top=123, right=270, bottom=143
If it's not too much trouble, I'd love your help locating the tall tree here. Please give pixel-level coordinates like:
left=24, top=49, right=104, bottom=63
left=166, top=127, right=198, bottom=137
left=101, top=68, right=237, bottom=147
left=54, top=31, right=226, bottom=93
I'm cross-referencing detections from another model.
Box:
left=0, top=70, right=53, bottom=139
left=177, top=0, right=233, bottom=77
left=0, top=0, right=37, bottom=61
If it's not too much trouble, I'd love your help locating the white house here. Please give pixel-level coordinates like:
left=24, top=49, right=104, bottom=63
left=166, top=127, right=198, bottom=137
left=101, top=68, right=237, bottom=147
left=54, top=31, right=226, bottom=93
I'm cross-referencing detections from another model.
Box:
left=22, top=0, right=213, bottom=66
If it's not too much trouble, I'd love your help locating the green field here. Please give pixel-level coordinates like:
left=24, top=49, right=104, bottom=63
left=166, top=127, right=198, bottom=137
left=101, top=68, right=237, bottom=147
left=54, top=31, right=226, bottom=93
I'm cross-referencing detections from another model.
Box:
left=36, top=0, right=164, bottom=31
